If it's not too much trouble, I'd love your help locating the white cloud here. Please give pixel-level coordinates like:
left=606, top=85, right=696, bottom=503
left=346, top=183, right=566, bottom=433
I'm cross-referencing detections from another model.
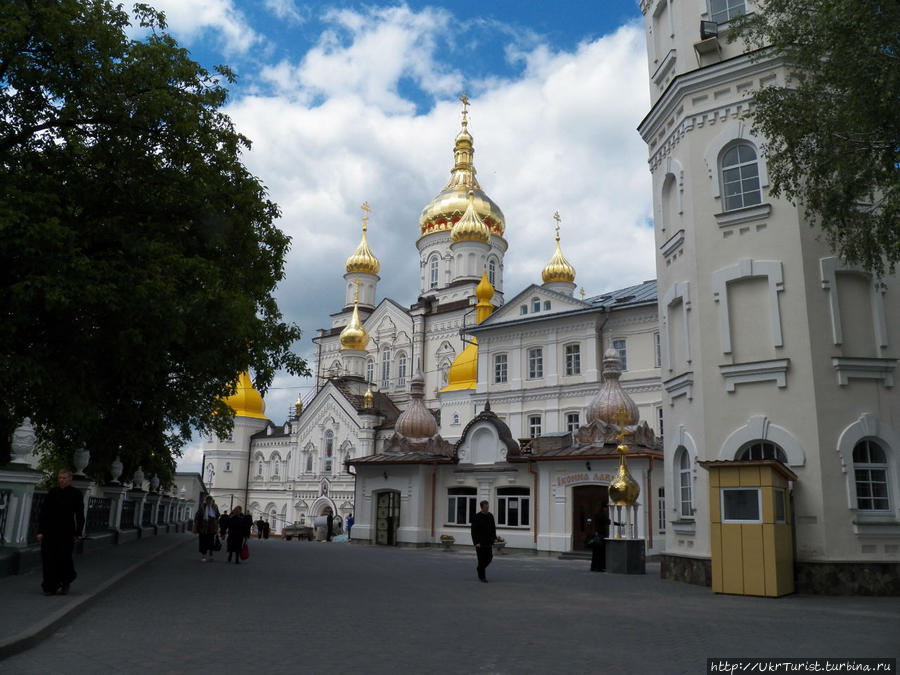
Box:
left=263, top=0, right=308, bottom=24
left=176, top=8, right=653, bottom=471
left=146, top=0, right=261, bottom=55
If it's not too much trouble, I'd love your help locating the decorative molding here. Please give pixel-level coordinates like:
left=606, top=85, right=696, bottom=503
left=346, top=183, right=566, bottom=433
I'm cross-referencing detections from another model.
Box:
left=715, top=203, right=771, bottom=228
left=661, top=229, right=685, bottom=258
left=719, top=358, right=790, bottom=392
left=832, top=357, right=896, bottom=388
left=663, top=371, right=694, bottom=404
left=652, top=48, right=677, bottom=88
left=661, top=280, right=691, bottom=373
left=819, top=256, right=890, bottom=350
left=719, top=414, right=806, bottom=467
left=712, top=259, right=784, bottom=354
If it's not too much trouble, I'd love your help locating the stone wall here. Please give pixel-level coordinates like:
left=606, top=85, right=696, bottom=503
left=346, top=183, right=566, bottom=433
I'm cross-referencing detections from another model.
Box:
left=659, top=553, right=711, bottom=587
left=795, top=562, right=900, bottom=596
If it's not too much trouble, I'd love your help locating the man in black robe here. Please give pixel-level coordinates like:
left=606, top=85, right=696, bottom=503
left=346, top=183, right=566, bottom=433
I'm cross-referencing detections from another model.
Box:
left=37, top=468, right=85, bottom=595
left=471, top=500, right=497, bottom=582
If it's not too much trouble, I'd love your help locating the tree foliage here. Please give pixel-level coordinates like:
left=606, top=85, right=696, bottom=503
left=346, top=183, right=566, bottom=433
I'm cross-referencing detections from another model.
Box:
left=0, top=1, right=309, bottom=477
left=732, top=0, right=899, bottom=275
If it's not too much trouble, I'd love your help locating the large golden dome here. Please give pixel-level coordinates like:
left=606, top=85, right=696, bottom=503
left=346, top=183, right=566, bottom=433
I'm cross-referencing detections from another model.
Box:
left=224, top=372, right=268, bottom=420
left=441, top=270, right=495, bottom=392
left=418, top=96, right=505, bottom=239
left=345, top=202, right=380, bottom=275
left=339, top=302, right=369, bottom=351
left=542, top=212, right=576, bottom=283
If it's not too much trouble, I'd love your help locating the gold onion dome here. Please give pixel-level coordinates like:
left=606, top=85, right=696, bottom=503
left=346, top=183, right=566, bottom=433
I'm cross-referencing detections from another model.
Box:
left=442, top=270, right=495, bottom=392
left=294, top=394, right=304, bottom=416
left=339, top=290, right=370, bottom=351
left=418, top=93, right=505, bottom=239
left=224, top=371, right=268, bottom=420
left=345, top=202, right=380, bottom=275
left=451, top=191, right=492, bottom=244
left=609, top=444, right=641, bottom=506
left=586, top=348, right=640, bottom=426
left=542, top=212, right=576, bottom=283
left=395, top=370, right=438, bottom=440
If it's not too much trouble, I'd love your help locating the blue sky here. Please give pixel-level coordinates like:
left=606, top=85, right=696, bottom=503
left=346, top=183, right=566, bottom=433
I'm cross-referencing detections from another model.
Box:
left=144, top=1, right=655, bottom=472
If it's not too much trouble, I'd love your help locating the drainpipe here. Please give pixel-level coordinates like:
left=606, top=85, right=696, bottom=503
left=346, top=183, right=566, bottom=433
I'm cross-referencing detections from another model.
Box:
left=647, top=456, right=653, bottom=550
left=430, top=462, right=438, bottom=538
left=528, top=460, right=538, bottom=544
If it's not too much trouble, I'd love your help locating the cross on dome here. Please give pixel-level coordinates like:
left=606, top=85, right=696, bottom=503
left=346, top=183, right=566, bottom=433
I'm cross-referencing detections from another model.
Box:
left=361, top=201, right=371, bottom=231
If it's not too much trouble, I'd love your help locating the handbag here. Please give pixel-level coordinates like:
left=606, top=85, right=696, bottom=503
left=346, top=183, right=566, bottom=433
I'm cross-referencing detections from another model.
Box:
left=240, top=543, right=249, bottom=560
left=213, top=535, right=222, bottom=551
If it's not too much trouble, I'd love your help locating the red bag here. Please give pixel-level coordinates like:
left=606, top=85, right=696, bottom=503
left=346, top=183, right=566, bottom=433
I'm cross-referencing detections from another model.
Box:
left=240, top=543, right=249, bottom=560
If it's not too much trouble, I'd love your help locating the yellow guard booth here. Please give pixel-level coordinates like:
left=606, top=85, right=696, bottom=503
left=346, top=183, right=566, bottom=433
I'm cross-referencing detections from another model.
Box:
left=700, top=459, right=797, bottom=597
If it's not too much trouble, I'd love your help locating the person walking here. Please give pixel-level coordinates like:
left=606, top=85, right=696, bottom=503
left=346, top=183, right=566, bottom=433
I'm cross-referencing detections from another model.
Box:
left=471, top=500, right=497, bottom=583
left=225, top=506, right=250, bottom=564
left=346, top=513, right=354, bottom=540
left=326, top=509, right=334, bottom=542
left=590, top=505, right=623, bottom=572
left=256, top=518, right=265, bottom=539
left=36, top=468, right=85, bottom=596
left=194, top=495, right=220, bottom=562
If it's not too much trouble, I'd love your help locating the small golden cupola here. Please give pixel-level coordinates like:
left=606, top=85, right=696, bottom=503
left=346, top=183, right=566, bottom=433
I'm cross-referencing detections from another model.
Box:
left=339, top=280, right=370, bottom=352
left=541, top=211, right=576, bottom=285
left=441, top=269, right=495, bottom=392
left=224, top=371, right=268, bottom=420
left=345, top=201, right=380, bottom=275
left=451, top=191, right=492, bottom=244
left=418, top=93, right=505, bottom=240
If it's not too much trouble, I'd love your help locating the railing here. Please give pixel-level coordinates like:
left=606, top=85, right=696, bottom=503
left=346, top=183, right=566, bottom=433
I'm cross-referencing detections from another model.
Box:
left=86, top=497, right=112, bottom=534
left=120, top=500, right=136, bottom=529
left=142, top=501, right=152, bottom=526
left=28, top=492, right=46, bottom=544
left=0, top=489, right=11, bottom=544
left=157, top=502, right=166, bottom=524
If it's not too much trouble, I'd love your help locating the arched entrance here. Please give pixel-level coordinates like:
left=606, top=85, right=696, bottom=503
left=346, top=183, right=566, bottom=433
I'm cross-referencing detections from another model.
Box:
left=375, top=490, right=400, bottom=546
left=572, top=485, right=608, bottom=551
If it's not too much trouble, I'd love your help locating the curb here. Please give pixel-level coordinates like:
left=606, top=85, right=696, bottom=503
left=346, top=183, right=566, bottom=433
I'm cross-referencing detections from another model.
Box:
left=0, top=537, right=192, bottom=660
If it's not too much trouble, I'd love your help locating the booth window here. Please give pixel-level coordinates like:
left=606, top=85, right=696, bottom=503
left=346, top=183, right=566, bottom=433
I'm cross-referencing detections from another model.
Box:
left=497, top=487, right=530, bottom=527
left=721, top=487, right=761, bottom=523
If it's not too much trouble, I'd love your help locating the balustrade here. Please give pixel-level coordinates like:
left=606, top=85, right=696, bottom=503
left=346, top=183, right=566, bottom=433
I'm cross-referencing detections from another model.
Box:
left=27, top=492, right=46, bottom=543
left=0, top=489, right=11, bottom=544
left=86, top=497, right=112, bottom=533
left=120, top=500, right=136, bottom=529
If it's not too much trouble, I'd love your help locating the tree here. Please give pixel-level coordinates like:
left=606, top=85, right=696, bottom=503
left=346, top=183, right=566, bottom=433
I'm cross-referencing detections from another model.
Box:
left=732, top=0, right=899, bottom=275
left=0, top=2, right=309, bottom=476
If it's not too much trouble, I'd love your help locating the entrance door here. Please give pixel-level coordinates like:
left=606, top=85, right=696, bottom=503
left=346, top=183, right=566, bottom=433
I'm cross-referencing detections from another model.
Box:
left=375, top=491, right=400, bottom=546
left=572, top=485, right=608, bottom=550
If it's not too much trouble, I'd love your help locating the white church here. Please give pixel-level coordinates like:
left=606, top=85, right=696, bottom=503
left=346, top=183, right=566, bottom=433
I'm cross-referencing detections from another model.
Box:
left=202, top=0, right=899, bottom=593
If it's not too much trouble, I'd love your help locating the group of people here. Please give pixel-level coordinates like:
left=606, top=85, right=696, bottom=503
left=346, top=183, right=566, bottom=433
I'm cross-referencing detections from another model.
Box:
left=193, top=496, right=251, bottom=564
left=254, top=518, right=270, bottom=539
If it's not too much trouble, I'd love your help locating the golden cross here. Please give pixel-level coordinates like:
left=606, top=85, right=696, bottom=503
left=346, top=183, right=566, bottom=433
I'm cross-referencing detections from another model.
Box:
left=553, top=211, right=561, bottom=241
left=353, top=278, right=360, bottom=304
left=459, top=92, right=469, bottom=125
left=612, top=406, right=632, bottom=442
left=580, top=287, right=585, bottom=300
left=361, top=201, right=371, bottom=232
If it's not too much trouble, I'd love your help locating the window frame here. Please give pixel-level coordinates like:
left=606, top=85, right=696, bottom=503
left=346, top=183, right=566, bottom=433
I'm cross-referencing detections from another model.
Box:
left=709, top=0, right=747, bottom=25
left=721, top=487, right=762, bottom=524
left=612, top=338, right=627, bottom=371
left=528, top=415, right=542, bottom=438
left=447, top=487, right=477, bottom=525
left=430, top=255, right=439, bottom=289
left=564, top=343, right=581, bottom=376
left=853, top=440, right=890, bottom=512
left=488, top=258, right=497, bottom=286
left=494, top=353, right=508, bottom=383
left=566, top=413, right=580, bottom=433
left=527, top=347, right=543, bottom=379
left=381, top=348, right=391, bottom=389
left=497, top=487, right=531, bottom=528
left=532, top=297, right=541, bottom=313
left=720, top=141, right=762, bottom=212
left=678, top=448, right=693, bottom=519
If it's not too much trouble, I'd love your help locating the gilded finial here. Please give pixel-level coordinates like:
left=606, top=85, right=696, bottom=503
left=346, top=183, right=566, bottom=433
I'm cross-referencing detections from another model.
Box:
left=553, top=210, right=561, bottom=242
left=361, top=201, right=371, bottom=232
left=459, top=92, right=469, bottom=127
left=353, top=278, right=360, bottom=304
left=580, top=287, right=585, bottom=300
left=541, top=211, right=576, bottom=284
left=613, top=406, right=633, bottom=443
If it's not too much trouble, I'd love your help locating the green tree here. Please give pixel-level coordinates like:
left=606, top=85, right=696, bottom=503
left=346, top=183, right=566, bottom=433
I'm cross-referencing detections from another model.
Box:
left=732, top=0, right=899, bottom=275
left=0, top=1, right=309, bottom=476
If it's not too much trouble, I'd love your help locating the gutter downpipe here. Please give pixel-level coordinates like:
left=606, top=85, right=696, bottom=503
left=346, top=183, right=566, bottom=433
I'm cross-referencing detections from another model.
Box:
left=430, top=462, right=438, bottom=538
left=528, top=460, right=538, bottom=544
left=647, top=456, right=653, bottom=550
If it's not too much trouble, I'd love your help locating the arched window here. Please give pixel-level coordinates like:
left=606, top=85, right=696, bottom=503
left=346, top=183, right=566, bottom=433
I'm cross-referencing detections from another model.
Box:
left=225, top=462, right=231, bottom=472
left=274, top=459, right=279, bottom=475
left=721, top=142, right=761, bottom=211
left=440, top=360, right=450, bottom=387
left=381, top=348, right=391, bottom=389
left=452, top=413, right=460, bottom=425
left=397, top=353, right=407, bottom=387
left=306, top=454, right=313, bottom=473
left=257, top=461, right=263, bottom=476
left=366, top=359, right=375, bottom=384
left=737, top=441, right=787, bottom=463
left=325, top=430, right=334, bottom=457
left=677, top=447, right=693, bottom=518
left=853, top=440, right=889, bottom=511
left=488, top=258, right=497, bottom=286
left=430, top=255, right=439, bottom=289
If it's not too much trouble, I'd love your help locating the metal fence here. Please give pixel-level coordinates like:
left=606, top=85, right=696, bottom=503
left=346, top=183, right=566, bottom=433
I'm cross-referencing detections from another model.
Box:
left=120, top=500, right=136, bottom=529
left=142, top=501, right=152, bottom=526
left=0, top=489, right=11, bottom=544
left=27, top=492, right=46, bottom=544
left=86, top=496, right=111, bottom=533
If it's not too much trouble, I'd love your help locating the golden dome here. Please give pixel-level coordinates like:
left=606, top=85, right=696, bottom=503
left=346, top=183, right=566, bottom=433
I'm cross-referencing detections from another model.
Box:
left=441, top=340, right=478, bottom=391
left=418, top=94, right=505, bottom=239
left=224, top=371, right=268, bottom=420
left=395, top=370, right=438, bottom=440
left=294, top=394, right=304, bottom=417
left=608, top=444, right=641, bottom=506
left=363, top=384, right=374, bottom=409
left=542, top=212, right=576, bottom=284
left=345, top=202, right=380, bottom=275
left=339, top=302, right=369, bottom=351
left=451, top=191, right=491, bottom=244
left=586, top=349, right=640, bottom=426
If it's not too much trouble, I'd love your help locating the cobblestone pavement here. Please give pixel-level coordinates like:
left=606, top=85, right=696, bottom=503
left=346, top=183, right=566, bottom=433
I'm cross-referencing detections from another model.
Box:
left=2, top=539, right=898, bottom=674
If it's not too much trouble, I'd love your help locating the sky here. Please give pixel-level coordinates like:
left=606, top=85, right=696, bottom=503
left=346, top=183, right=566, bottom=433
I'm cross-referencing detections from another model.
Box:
left=148, top=1, right=655, bottom=473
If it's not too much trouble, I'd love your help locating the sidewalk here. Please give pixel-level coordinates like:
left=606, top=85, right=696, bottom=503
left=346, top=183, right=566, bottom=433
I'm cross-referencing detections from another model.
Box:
left=0, top=532, right=193, bottom=659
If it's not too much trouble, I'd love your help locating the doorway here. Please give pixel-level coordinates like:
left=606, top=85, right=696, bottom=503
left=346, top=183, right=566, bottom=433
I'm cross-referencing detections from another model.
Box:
left=572, top=485, right=608, bottom=551
left=375, top=491, right=400, bottom=546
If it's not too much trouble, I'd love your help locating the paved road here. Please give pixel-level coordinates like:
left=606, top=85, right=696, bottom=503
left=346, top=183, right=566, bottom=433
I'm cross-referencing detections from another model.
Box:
left=2, top=539, right=898, bottom=674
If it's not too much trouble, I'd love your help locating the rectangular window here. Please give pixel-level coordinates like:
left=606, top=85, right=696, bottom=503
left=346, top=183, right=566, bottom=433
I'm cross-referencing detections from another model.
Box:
left=527, top=348, right=543, bottom=379
left=566, top=413, right=580, bottom=433
left=324, top=459, right=332, bottom=472
left=447, top=487, right=477, bottom=525
left=612, top=338, right=627, bottom=371
left=497, top=487, right=530, bottom=527
left=709, top=0, right=746, bottom=24
left=658, top=487, right=666, bottom=533
left=532, top=298, right=541, bottom=313
left=529, top=415, right=542, bottom=438
left=520, top=305, right=527, bottom=315
left=657, top=407, right=664, bottom=439
left=654, top=332, right=662, bottom=367
left=565, top=344, right=581, bottom=376
left=381, top=349, right=391, bottom=389
left=855, top=468, right=890, bottom=511
left=494, top=354, right=508, bottom=383
left=543, top=301, right=551, bottom=311
left=721, top=488, right=761, bottom=523
left=397, top=355, right=407, bottom=387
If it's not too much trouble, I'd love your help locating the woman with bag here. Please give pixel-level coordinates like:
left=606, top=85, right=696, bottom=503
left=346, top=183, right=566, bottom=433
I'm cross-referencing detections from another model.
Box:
left=194, top=495, right=220, bottom=562
left=225, top=505, right=250, bottom=564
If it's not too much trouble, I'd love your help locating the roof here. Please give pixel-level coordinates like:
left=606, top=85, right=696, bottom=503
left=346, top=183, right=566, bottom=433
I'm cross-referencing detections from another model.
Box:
left=331, top=378, right=401, bottom=429
left=346, top=451, right=456, bottom=466
left=585, top=280, right=657, bottom=310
